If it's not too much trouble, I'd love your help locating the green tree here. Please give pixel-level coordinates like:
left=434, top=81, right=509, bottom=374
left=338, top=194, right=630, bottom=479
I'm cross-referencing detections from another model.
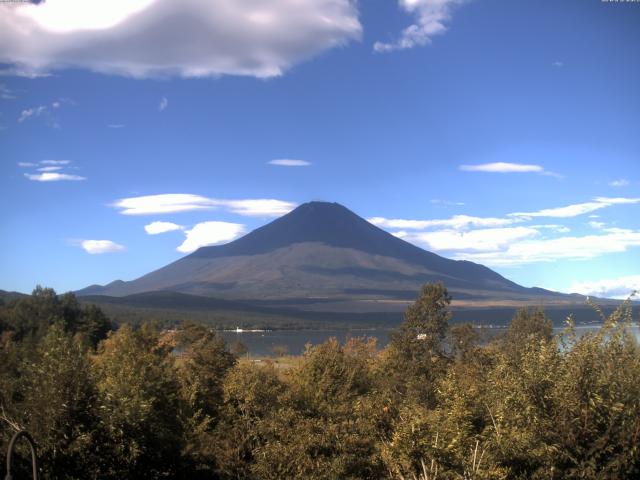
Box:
left=94, top=323, right=185, bottom=479
left=499, top=307, right=553, bottom=361
left=11, top=323, right=100, bottom=479
left=77, top=304, right=113, bottom=348
left=213, top=362, right=287, bottom=479
left=449, top=323, right=480, bottom=361
left=1, top=287, right=111, bottom=348
left=548, top=304, right=640, bottom=478
left=174, top=322, right=236, bottom=475
left=382, top=282, right=452, bottom=405
left=252, top=337, right=384, bottom=479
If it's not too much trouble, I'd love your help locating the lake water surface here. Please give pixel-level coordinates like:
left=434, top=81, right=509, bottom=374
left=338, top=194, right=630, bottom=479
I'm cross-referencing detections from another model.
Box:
left=220, top=324, right=640, bottom=356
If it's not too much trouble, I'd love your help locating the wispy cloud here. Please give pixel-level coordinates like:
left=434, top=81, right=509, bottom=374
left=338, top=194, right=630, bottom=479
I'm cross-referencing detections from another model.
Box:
left=374, top=0, right=466, bottom=53
left=18, top=105, right=48, bottom=123
left=107, top=124, right=125, bottom=129
left=371, top=195, right=640, bottom=266
left=430, top=199, right=465, bottom=206
left=0, top=83, right=16, bottom=100
left=552, top=60, right=564, bottom=68
left=268, top=159, right=311, bottom=167
left=16, top=99, right=71, bottom=127
left=459, top=162, right=543, bottom=173
left=112, top=194, right=297, bottom=217
left=21, top=159, right=84, bottom=181
left=396, top=226, right=540, bottom=253
left=369, top=215, right=516, bottom=230
left=453, top=230, right=640, bottom=266
left=609, top=179, right=630, bottom=187
left=531, top=224, right=571, bottom=233
left=567, top=275, right=640, bottom=299
left=114, top=194, right=217, bottom=215
left=24, top=172, right=86, bottom=182
left=79, top=240, right=126, bottom=255
left=510, top=197, right=640, bottom=219
left=37, top=166, right=63, bottom=172
left=223, top=199, right=297, bottom=217
left=0, top=67, right=53, bottom=78
left=389, top=223, right=640, bottom=266
left=177, top=221, right=246, bottom=253
left=40, top=159, right=70, bottom=165
left=158, top=96, right=168, bottom=112
left=144, top=221, right=184, bottom=235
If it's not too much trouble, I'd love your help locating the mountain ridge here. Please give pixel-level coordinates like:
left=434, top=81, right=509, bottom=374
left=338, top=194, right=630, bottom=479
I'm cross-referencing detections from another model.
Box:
left=76, top=201, right=575, bottom=309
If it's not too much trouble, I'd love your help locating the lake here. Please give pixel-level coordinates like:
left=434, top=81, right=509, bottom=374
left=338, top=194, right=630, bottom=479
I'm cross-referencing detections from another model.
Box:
left=220, top=324, right=640, bottom=356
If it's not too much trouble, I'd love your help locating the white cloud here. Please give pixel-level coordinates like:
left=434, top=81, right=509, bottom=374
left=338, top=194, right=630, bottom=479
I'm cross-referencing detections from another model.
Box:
left=604, top=227, right=634, bottom=235
left=430, top=199, right=465, bottom=206
left=222, top=199, right=297, bottom=217
left=511, top=201, right=604, bottom=219
left=398, top=226, right=540, bottom=253
left=552, top=61, right=563, bottom=68
left=368, top=214, right=516, bottom=230
left=40, top=159, right=70, bottom=165
left=158, top=96, right=168, bottom=112
left=113, top=194, right=218, bottom=215
left=18, top=105, right=48, bottom=123
left=0, top=83, right=15, bottom=99
left=371, top=194, right=640, bottom=266
left=0, top=0, right=361, bottom=79
left=37, top=166, right=63, bottom=172
left=107, top=124, right=125, bottom=128
left=144, top=221, right=184, bottom=235
left=385, top=218, right=640, bottom=266
left=594, top=196, right=640, bottom=205
left=608, top=179, right=630, bottom=187
left=374, top=0, right=465, bottom=52
left=177, top=221, right=246, bottom=253
left=80, top=239, right=126, bottom=254
left=16, top=100, right=70, bottom=126
left=112, top=193, right=296, bottom=217
left=24, top=172, right=86, bottom=181
left=567, top=275, right=640, bottom=300
left=268, top=159, right=311, bottom=167
left=531, top=224, right=571, bottom=233
left=21, top=159, right=82, bottom=180
left=510, top=197, right=640, bottom=219
left=452, top=230, right=640, bottom=266
left=459, top=162, right=544, bottom=173
left=0, top=67, right=53, bottom=78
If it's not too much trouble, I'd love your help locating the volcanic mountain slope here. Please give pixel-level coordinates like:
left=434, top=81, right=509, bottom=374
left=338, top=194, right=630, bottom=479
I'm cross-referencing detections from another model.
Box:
left=78, top=201, right=570, bottom=305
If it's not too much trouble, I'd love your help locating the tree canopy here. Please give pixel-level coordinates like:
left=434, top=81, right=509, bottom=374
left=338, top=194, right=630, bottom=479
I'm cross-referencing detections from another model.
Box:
left=1, top=284, right=639, bottom=479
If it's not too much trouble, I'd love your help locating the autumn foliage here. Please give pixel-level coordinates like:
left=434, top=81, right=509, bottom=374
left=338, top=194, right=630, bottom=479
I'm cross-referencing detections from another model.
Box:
left=1, top=284, right=639, bottom=479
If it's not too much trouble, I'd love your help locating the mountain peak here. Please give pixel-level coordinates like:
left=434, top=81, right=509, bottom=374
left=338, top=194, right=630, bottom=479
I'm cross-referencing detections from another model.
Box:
left=189, top=200, right=384, bottom=258
left=79, top=200, right=527, bottom=299
left=185, top=200, right=520, bottom=289
left=285, top=201, right=356, bottom=220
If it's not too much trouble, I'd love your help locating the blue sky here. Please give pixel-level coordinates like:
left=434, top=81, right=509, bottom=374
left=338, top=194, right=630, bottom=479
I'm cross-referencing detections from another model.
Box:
left=1, top=0, right=639, bottom=298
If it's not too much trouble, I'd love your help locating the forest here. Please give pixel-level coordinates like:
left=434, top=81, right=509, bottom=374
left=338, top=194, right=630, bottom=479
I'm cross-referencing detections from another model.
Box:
left=1, top=284, right=639, bottom=479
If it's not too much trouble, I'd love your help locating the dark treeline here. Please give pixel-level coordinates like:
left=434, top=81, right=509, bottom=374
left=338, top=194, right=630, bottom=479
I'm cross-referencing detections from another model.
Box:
left=1, top=284, right=639, bottom=479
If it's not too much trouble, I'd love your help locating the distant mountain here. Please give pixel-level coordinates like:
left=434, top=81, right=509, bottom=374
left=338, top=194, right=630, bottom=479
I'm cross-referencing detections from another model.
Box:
left=78, top=201, right=577, bottom=311
left=0, top=289, right=29, bottom=303
left=76, top=280, right=127, bottom=296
